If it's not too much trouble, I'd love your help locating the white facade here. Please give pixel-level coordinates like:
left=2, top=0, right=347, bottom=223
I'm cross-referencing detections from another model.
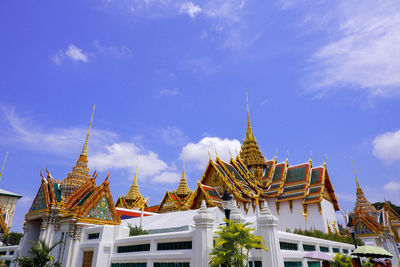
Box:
left=5, top=201, right=355, bottom=267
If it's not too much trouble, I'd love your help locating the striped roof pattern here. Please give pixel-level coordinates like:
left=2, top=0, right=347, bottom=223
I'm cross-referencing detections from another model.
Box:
left=199, top=156, right=339, bottom=211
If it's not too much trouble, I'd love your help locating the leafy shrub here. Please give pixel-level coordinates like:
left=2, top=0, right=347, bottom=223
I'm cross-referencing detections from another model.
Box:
left=128, top=224, right=149, bottom=236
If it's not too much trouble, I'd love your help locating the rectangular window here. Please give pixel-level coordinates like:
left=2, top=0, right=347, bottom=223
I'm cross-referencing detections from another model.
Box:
left=307, top=261, right=321, bottom=267
left=111, top=264, right=147, bottom=267
left=0, top=251, right=6, bottom=256
left=319, top=246, right=329, bottom=252
left=88, top=233, right=100, bottom=240
left=153, top=263, right=190, bottom=267
left=157, top=241, right=192, bottom=251
left=117, top=244, right=150, bottom=253
left=303, top=244, right=316, bottom=251
left=332, top=248, right=340, bottom=253
left=280, top=242, right=298, bottom=251
left=284, top=262, right=302, bottom=267
left=249, top=261, right=262, bottom=267
left=9, top=250, right=14, bottom=255
left=343, top=249, right=348, bottom=254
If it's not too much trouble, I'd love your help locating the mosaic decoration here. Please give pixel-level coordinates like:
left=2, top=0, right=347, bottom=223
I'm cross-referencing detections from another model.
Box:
left=355, top=221, right=374, bottom=235
left=86, top=196, right=113, bottom=221
left=30, top=186, right=47, bottom=212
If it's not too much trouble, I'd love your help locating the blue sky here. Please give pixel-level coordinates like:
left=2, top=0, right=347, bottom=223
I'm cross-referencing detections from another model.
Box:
left=1, top=0, right=400, bottom=231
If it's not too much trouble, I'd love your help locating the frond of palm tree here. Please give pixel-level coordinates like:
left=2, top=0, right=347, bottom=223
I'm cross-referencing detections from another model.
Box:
left=14, top=239, right=63, bottom=267
left=210, top=219, right=268, bottom=267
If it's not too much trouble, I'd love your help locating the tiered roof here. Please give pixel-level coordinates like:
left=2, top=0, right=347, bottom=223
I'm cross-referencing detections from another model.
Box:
left=115, top=168, right=148, bottom=210
left=157, top=164, right=195, bottom=213
left=25, top=106, right=120, bottom=226
left=239, top=95, right=266, bottom=172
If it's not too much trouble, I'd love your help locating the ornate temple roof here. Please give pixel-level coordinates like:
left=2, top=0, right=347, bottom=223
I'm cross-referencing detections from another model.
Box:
left=61, top=106, right=95, bottom=197
left=352, top=159, right=376, bottom=213
left=239, top=94, right=266, bottom=169
left=25, top=106, right=120, bottom=226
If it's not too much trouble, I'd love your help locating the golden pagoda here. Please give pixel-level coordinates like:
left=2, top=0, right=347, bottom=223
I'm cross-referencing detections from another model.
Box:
left=115, top=165, right=148, bottom=209
left=60, top=105, right=95, bottom=197
left=351, top=158, right=376, bottom=214
left=239, top=93, right=266, bottom=177
left=24, top=106, right=120, bottom=239
left=157, top=162, right=195, bottom=213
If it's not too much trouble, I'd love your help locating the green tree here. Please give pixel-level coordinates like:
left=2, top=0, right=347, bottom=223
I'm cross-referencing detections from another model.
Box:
left=2, top=232, right=24, bottom=246
left=128, top=224, right=148, bottom=236
left=209, top=219, right=268, bottom=267
left=14, top=239, right=63, bottom=267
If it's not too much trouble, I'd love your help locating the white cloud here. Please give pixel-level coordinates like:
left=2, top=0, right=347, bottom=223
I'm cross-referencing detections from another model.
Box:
left=307, top=0, right=400, bottom=97
left=180, top=137, right=241, bottom=169
left=152, top=171, right=181, bottom=183
left=51, top=44, right=89, bottom=65
left=179, top=2, right=202, bottom=18
left=65, top=44, right=89, bottom=62
left=260, top=98, right=269, bottom=106
left=89, top=142, right=170, bottom=179
left=157, top=88, right=181, bottom=97
left=383, top=181, right=400, bottom=192
left=372, top=129, right=400, bottom=163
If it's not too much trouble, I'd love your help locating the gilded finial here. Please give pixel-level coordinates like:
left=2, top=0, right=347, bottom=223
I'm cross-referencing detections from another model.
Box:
left=208, top=150, right=212, bottom=160
left=134, top=157, right=138, bottom=185
left=274, top=149, right=278, bottom=161
left=81, top=105, right=95, bottom=156
left=324, top=154, right=328, bottom=165
left=215, top=149, right=219, bottom=158
left=286, top=150, right=289, bottom=163
left=244, top=91, right=255, bottom=142
left=351, top=157, right=362, bottom=193
left=0, top=152, right=8, bottom=184
left=229, top=149, right=233, bottom=159
left=176, top=159, right=190, bottom=196
left=309, top=150, right=312, bottom=162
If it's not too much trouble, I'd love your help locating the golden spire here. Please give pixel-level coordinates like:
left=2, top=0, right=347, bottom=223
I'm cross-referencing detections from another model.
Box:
left=0, top=152, right=8, bottom=183
left=81, top=105, right=95, bottom=157
left=245, top=91, right=255, bottom=142
left=351, top=157, right=362, bottom=194
left=239, top=92, right=266, bottom=169
left=126, top=162, right=142, bottom=200
left=176, top=160, right=190, bottom=196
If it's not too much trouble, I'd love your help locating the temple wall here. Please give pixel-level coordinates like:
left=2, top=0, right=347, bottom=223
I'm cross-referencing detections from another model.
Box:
left=320, top=198, right=338, bottom=231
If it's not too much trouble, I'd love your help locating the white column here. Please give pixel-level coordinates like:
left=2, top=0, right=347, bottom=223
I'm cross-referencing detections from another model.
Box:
left=193, top=200, right=215, bottom=267
left=258, top=201, right=284, bottom=267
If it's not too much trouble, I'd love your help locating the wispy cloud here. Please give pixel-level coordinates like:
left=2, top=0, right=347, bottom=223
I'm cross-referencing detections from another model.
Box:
left=102, top=0, right=256, bottom=49
left=157, top=88, right=181, bottom=98
left=180, top=137, right=241, bottom=169
left=94, top=40, right=133, bottom=59
left=51, top=44, right=89, bottom=65
left=179, top=2, right=202, bottom=18
left=0, top=106, right=178, bottom=183
left=372, top=129, right=400, bottom=163
left=152, top=126, right=188, bottom=147
left=260, top=98, right=269, bottom=106
left=303, top=0, right=400, bottom=98
left=152, top=171, right=181, bottom=183
left=383, top=181, right=400, bottom=193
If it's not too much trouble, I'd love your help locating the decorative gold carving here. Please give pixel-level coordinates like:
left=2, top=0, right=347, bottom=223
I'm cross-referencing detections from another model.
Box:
left=289, top=200, right=293, bottom=213
left=82, top=250, right=94, bottom=267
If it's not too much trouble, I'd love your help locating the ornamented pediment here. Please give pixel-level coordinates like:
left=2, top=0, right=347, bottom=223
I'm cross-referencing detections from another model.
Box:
left=86, top=196, right=114, bottom=221
left=29, top=185, right=48, bottom=213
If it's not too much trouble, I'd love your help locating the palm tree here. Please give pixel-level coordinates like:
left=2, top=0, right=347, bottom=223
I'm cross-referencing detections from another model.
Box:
left=14, top=239, right=63, bottom=267
left=209, top=219, right=268, bottom=267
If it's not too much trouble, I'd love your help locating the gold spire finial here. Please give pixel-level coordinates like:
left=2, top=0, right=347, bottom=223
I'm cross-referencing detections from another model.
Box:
left=215, top=149, right=219, bottom=158
left=0, top=152, right=8, bottom=183
left=134, top=157, right=138, bottom=185
left=351, top=157, right=362, bottom=193
left=245, top=91, right=255, bottom=142
left=176, top=159, right=190, bottom=196
left=81, top=105, right=95, bottom=156
left=324, top=154, right=328, bottom=165
left=229, top=149, right=233, bottom=159
left=309, top=151, right=312, bottom=163
left=286, top=150, right=289, bottom=163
